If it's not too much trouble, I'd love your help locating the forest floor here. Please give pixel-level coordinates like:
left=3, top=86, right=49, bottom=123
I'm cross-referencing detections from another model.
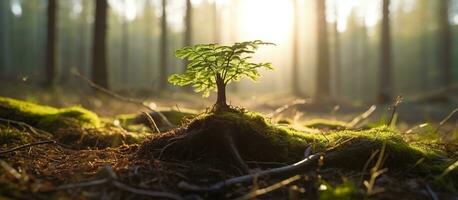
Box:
left=0, top=81, right=457, bottom=200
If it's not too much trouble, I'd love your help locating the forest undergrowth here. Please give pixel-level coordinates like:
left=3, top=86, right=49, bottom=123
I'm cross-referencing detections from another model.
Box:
left=0, top=94, right=457, bottom=200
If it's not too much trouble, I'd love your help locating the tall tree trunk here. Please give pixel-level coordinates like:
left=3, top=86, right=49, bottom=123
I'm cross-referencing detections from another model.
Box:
left=184, top=0, right=192, bottom=50
left=315, top=0, right=330, bottom=99
left=360, top=25, right=369, bottom=100
left=213, top=2, right=220, bottom=43
left=438, top=0, right=452, bottom=87
left=143, top=0, right=154, bottom=82
left=45, top=0, right=57, bottom=86
left=292, top=0, right=300, bottom=96
left=378, top=0, right=392, bottom=103
left=0, top=0, right=9, bottom=77
left=91, top=0, right=109, bottom=89
left=159, top=0, right=168, bottom=90
left=333, top=5, right=341, bottom=98
left=122, top=20, right=129, bottom=83
left=229, top=0, right=239, bottom=93
left=419, top=0, right=429, bottom=89
left=78, top=1, right=87, bottom=76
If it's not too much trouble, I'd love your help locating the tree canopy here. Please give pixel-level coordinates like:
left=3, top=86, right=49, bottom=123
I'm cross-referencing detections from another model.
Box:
left=169, top=40, right=274, bottom=98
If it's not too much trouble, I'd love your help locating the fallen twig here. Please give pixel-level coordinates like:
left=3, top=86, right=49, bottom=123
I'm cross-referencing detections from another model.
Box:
left=0, top=140, right=56, bottom=155
left=54, top=178, right=109, bottom=190
left=0, top=117, right=53, bottom=139
left=234, top=175, right=302, bottom=200
left=405, top=123, right=429, bottom=134
left=112, top=180, right=183, bottom=200
left=268, top=99, right=307, bottom=118
left=348, top=105, right=376, bottom=128
left=223, top=131, right=251, bottom=174
left=386, top=96, right=402, bottom=126
left=73, top=71, right=174, bottom=128
left=52, top=166, right=183, bottom=200
left=142, top=111, right=161, bottom=133
left=178, top=153, right=322, bottom=193
left=434, top=108, right=458, bottom=134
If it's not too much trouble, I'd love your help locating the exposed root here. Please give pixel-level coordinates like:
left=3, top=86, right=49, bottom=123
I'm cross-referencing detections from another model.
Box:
left=177, top=154, right=322, bottom=193
left=0, top=140, right=56, bottom=155
left=223, top=131, right=250, bottom=174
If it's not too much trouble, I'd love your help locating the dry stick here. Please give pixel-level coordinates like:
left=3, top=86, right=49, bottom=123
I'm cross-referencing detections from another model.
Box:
left=178, top=153, right=322, bottom=193
left=157, top=129, right=204, bottom=159
left=73, top=71, right=174, bottom=128
left=0, top=118, right=76, bottom=151
left=53, top=178, right=182, bottom=200
left=54, top=178, right=109, bottom=190
left=434, top=108, right=458, bottom=134
left=223, top=132, right=251, bottom=174
left=0, top=117, right=53, bottom=139
left=386, top=96, right=402, bottom=126
left=53, top=174, right=183, bottom=200
left=142, top=111, right=161, bottom=133
left=348, top=105, right=377, bottom=128
left=112, top=180, right=183, bottom=200
left=268, top=99, right=307, bottom=118
left=0, top=140, right=56, bottom=155
left=234, top=175, right=302, bottom=200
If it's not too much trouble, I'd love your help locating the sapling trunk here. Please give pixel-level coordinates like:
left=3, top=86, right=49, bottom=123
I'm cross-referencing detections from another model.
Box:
left=215, top=74, right=228, bottom=111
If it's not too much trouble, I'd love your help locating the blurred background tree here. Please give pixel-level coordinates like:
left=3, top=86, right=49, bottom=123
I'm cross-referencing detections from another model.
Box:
left=0, top=0, right=457, bottom=104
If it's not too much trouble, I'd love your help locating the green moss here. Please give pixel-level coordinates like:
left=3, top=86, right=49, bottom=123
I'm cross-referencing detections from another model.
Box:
left=320, top=182, right=359, bottom=200
left=115, top=109, right=197, bottom=131
left=302, top=119, right=349, bottom=129
left=0, top=127, right=31, bottom=145
left=0, top=97, right=100, bottom=132
left=188, top=110, right=444, bottom=169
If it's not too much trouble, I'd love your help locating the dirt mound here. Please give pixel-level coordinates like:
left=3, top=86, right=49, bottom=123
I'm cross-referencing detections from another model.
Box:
left=137, top=110, right=446, bottom=173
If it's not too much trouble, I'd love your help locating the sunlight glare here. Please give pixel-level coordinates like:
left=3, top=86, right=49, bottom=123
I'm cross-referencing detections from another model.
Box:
left=11, top=0, right=22, bottom=17
left=240, top=0, right=293, bottom=44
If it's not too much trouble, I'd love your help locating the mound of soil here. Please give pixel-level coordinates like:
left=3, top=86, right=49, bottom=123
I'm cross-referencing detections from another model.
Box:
left=137, top=109, right=448, bottom=175
left=137, top=110, right=306, bottom=162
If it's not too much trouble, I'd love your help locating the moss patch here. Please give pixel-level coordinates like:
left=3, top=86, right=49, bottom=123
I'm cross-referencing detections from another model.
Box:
left=138, top=110, right=444, bottom=171
left=116, top=109, right=197, bottom=131
left=0, top=126, right=31, bottom=145
left=0, top=97, right=100, bottom=132
left=319, top=182, right=359, bottom=200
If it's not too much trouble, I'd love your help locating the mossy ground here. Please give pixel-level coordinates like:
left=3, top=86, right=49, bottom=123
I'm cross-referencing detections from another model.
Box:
left=0, top=97, right=456, bottom=199
left=0, top=97, right=100, bottom=131
left=138, top=109, right=446, bottom=172
left=0, top=97, right=148, bottom=148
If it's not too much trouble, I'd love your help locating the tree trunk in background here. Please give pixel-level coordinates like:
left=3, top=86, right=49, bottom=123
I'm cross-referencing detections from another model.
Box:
left=143, top=1, right=154, bottom=83
left=360, top=25, right=369, bottom=100
left=315, top=0, right=331, bottom=99
left=378, top=0, right=392, bottom=103
left=0, top=0, right=8, bottom=77
left=91, top=0, right=109, bottom=89
left=122, top=20, right=129, bottom=83
left=438, top=0, right=452, bottom=87
left=418, top=0, right=429, bottom=89
left=348, top=10, right=359, bottom=99
left=292, top=0, right=300, bottom=96
left=183, top=0, right=192, bottom=69
left=78, top=1, right=88, bottom=76
left=229, top=0, right=239, bottom=93
left=333, top=5, right=341, bottom=98
left=159, top=0, right=168, bottom=90
left=213, top=2, right=220, bottom=43
left=45, top=0, right=57, bottom=86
